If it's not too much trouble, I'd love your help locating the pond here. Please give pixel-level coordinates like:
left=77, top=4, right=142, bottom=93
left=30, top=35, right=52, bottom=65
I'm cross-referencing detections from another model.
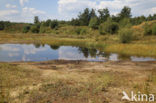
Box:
left=0, top=44, right=156, bottom=62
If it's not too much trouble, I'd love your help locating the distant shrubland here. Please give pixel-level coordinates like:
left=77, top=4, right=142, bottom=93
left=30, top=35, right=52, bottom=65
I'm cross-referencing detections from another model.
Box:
left=0, top=6, right=156, bottom=43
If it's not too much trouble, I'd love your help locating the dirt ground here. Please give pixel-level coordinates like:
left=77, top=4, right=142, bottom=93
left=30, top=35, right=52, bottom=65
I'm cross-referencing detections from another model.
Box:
left=0, top=60, right=156, bottom=103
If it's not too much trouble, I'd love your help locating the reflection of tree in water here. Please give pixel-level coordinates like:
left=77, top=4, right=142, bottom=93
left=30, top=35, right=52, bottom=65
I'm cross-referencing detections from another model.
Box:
left=41, top=44, right=45, bottom=47
left=34, top=43, right=41, bottom=48
left=78, top=47, right=89, bottom=58
left=118, top=54, right=131, bottom=60
left=89, top=49, right=97, bottom=57
left=50, top=45, right=60, bottom=50
left=78, top=47, right=97, bottom=58
left=97, top=52, right=110, bottom=58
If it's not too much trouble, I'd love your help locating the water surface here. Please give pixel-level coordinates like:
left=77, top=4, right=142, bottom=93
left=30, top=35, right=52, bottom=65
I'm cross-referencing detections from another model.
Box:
left=0, top=44, right=155, bottom=62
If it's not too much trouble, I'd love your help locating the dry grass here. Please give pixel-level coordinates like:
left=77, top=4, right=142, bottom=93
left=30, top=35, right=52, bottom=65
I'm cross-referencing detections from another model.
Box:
left=104, top=43, right=156, bottom=57
left=0, top=61, right=156, bottom=103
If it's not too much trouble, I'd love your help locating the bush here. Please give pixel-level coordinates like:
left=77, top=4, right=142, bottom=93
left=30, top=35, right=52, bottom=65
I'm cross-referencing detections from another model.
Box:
left=99, top=20, right=119, bottom=35
left=144, top=23, right=152, bottom=35
left=50, top=20, right=58, bottom=29
left=75, top=28, right=81, bottom=35
left=31, top=25, right=40, bottom=33
left=80, top=28, right=87, bottom=35
left=99, top=24, right=106, bottom=35
left=119, top=18, right=132, bottom=28
left=89, top=17, right=98, bottom=29
left=152, top=24, right=156, bottom=35
left=22, top=25, right=30, bottom=33
left=40, top=26, right=46, bottom=33
left=75, top=28, right=87, bottom=35
left=0, top=21, right=4, bottom=30
left=119, top=28, right=133, bottom=43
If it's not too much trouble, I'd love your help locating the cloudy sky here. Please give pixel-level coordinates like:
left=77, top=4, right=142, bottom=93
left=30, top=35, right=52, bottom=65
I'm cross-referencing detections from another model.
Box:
left=0, top=0, right=156, bottom=22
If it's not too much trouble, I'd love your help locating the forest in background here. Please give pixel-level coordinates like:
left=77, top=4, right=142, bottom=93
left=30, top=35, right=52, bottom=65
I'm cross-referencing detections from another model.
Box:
left=0, top=6, right=156, bottom=43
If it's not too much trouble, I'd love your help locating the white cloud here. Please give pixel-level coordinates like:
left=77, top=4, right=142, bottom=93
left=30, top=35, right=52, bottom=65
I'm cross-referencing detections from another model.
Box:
left=21, top=7, right=46, bottom=22
left=0, top=45, right=20, bottom=52
left=6, top=4, right=17, bottom=8
left=20, top=0, right=29, bottom=6
left=22, top=7, right=46, bottom=16
left=58, top=0, right=97, bottom=19
left=58, top=0, right=156, bottom=19
left=146, top=7, right=156, bottom=15
left=0, top=10, right=19, bottom=17
left=0, top=6, right=46, bottom=22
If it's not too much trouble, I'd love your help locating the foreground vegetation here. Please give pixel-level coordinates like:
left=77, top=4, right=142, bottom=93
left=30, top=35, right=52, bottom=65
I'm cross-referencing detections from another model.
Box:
left=0, top=60, right=156, bottom=103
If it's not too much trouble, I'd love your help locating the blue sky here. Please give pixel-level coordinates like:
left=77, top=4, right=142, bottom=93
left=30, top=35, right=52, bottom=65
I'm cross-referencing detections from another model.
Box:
left=0, top=0, right=156, bottom=22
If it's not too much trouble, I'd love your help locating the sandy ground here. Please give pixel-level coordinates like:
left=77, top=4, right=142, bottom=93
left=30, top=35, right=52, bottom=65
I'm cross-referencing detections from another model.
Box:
left=1, top=60, right=156, bottom=103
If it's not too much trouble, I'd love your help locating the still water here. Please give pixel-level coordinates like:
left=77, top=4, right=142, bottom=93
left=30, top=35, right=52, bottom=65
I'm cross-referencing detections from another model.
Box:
left=0, top=44, right=155, bottom=62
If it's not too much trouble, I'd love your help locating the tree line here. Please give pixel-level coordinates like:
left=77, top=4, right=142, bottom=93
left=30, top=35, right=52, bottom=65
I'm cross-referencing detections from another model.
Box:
left=0, top=6, right=156, bottom=43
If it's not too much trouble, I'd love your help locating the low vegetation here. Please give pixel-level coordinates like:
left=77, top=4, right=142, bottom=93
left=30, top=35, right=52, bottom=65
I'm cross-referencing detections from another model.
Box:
left=119, top=28, right=133, bottom=43
left=0, top=61, right=156, bottom=103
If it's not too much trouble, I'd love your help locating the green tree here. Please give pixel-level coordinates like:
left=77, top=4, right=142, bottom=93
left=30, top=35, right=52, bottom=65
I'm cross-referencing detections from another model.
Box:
left=147, top=14, right=153, bottom=21
left=50, top=20, right=58, bottom=29
left=119, top=18, right=132, bottom=28
left=34, top=16, right=40, bottom=24
left=31, top=25, right=40, bottom=33
left=99, top=18, right=119, bottom=35
left=98, top=8, right=110, bottom=23
left=0, top=21, right=4, bottom=30
left=119, top=28, right=133, bottom=43
left=70, top=18, right=80, bottom=26
left=44, top=19, right=51, bottom=27
left=22, top=25, right=30, bottom=33
left=78, top=8, right=90, bottom=26
left=89, top=9, right=97, bottom=19
left=89, top=17, right=99, bottom=29
left=152, top=24, right=156, bottom=35
left=144, top=23, right=152, bottom=35
left=119, top=6, right=132, bottom=19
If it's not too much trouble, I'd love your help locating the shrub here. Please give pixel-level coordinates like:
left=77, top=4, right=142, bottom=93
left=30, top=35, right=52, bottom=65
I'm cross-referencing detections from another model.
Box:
left=119, top=28, right=133, bottom=43
left=50, top=20, right=58, bottom=29
left=74, top=28, right=87, bottom=35
left=80, top=28, right=87, bottom=35
left=152, top=24, right=156, bottom=35
left=75, top=28, right=81, bottom=35
left=0, top=21, right=4, bottom=30
left=89, top=17, right=99, bottom=29
left=119, top=18, right=132, bottom=28
left=99, top=24, right=106, bottom=35
left=99, top=20, right=119, bottom=35
left=31, top=25, right=40, bottom=33
left=22, top=25, right=30, bottom=33
left=144, top=23, right=152, bottom=35
left=39, top=25, right=46, bottom=33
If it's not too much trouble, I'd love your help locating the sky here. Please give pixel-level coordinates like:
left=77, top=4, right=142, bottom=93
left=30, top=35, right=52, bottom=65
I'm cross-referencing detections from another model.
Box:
left=0, top=0, right=156, bottom=23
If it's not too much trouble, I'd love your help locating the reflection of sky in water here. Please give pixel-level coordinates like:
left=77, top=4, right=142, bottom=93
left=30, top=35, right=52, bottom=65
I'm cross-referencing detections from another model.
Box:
left=0, top=44, right=58, bottom=62
left=58, top=46, right=107, bottom=61
left=0, top=44, right=156, bottom=62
